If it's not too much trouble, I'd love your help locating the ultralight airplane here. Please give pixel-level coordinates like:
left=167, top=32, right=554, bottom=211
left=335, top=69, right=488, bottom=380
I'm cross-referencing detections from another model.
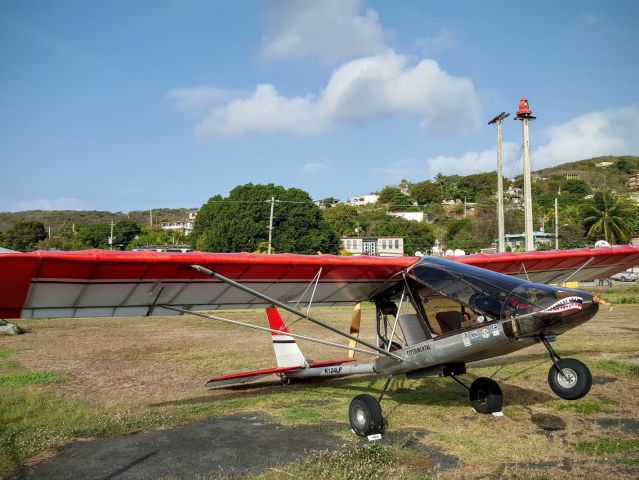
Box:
left=1, top=245, right=638, bottom=437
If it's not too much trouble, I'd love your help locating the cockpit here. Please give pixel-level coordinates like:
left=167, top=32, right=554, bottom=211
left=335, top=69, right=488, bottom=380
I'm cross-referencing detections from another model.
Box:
left=374, top=256, right=594, bottom=348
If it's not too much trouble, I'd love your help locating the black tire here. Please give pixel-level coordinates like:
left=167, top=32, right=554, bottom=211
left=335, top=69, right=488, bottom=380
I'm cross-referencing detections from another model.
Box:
left=469, top=377, right=503, bottom=414
left=547, top=358, right=592, bottom=400
left=349, top=394, right=384, bottom=437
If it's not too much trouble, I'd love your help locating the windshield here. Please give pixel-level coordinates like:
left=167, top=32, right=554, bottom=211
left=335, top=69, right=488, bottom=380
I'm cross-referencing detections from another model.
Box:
left=411, top=257, right=529, bottom=319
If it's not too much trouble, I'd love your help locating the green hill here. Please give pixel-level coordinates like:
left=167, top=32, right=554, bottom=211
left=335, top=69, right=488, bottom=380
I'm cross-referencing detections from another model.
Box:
left=0, top=208, right=194, bottom=232
left=532, top=155, right=639, bottom=193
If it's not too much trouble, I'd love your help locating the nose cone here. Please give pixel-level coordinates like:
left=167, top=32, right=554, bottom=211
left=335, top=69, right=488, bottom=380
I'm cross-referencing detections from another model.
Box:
left=539, top=292, right=599, bottom=335
left=508, top=289, right=599, bottom=338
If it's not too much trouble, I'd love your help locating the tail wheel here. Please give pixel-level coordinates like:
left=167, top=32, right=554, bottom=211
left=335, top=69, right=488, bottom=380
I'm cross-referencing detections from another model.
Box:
left=349, top=394, right=384, bottom=437
left=469, top=377, right=503, bottom=414
left=548, top=358, right=592, bottom=400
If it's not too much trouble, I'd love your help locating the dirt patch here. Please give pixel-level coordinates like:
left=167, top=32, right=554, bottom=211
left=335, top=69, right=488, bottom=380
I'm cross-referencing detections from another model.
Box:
left=10, top=413, right=343, bottom=480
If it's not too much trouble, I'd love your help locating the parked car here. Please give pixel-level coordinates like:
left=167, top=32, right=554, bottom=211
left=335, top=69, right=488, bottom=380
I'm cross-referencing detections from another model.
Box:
left=610, top=270, right=639, bottom=282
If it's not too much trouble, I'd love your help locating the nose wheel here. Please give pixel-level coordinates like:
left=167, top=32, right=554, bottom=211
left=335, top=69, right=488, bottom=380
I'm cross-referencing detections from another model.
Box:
left=540, top=335, right=592, bottom=400
left=547, top=358, right=592, bottom=400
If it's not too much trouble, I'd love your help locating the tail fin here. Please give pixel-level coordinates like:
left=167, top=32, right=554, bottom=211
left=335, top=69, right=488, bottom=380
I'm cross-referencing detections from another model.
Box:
left=266, top=307, right=307, bottom=368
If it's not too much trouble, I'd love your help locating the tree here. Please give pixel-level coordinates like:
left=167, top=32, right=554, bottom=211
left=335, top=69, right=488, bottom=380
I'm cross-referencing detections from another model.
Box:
left=362, top=211, right=434, bottom=255
left=377, top=186, right=412, bottom=211
left=563, top=179, right=591, bottom=196
left=127, top=226, right=187, bottom=249
left=457, top=172, right=498, bottom=202
left=615, top=158, right=632, bottom=174
left=445, top=230, right=484, bottom=253
left=322, top=204, right=360, bottom=237
left=409, top=180, right=442, bottom=204
left=192, top=183, right=339, bottom=254
left=1, top=221, right=47, bottom=252
left=443, top=218, right=485, bottom=253
left=76, top=224, right=112, bottom=249
left=113, top=220, right=141, bottom=248
left=581, top=189, right=633, bottom=244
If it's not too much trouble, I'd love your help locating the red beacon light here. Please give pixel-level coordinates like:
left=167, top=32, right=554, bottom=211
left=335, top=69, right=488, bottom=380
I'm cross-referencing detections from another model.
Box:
left=515, top=97, right=536, bottom=120
left=517, top=97, right=532, bottom=116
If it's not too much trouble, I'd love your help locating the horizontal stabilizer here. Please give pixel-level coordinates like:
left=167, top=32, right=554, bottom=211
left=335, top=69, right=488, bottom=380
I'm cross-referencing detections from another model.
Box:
left=205, top=365, right=300, bottom=388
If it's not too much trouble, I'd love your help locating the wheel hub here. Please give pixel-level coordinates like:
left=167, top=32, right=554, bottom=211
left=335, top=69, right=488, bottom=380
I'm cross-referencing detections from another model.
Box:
left=355, top=408, right=367, bottom=426
left=557, top=367, right=578, bottom=388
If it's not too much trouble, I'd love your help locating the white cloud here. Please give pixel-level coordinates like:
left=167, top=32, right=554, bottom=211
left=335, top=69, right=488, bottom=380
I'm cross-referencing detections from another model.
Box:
left=424, top=142, right=519, bottom=178
left=260, top=0, right=387, bottom=62
left=195, top=50, right=480, bottom=136
left=302, top=162, right=332, bottom=174
left=411, top=29, right=459, bottom=55
left=371, top=105, right=639, bottom=181
left=533, top=106, right=639, bottom=168
left=166, top=86, right=236, bottom=113
left=372, top=143, right=519, bottom=183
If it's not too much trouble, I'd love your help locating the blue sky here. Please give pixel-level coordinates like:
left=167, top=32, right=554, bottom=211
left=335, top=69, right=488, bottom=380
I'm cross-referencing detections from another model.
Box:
left=1, top=0, right=638, bottom=212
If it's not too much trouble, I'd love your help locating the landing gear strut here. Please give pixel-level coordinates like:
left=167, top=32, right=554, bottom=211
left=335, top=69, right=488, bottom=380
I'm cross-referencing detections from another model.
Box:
left=541, top=335, right=592, bottom=400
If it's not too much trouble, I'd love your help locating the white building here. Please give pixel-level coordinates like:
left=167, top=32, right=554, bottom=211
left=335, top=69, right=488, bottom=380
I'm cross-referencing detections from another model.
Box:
left=348, top=194, right=379, bottom=206
left=161, top=220, right=194, bottom=236
left=314, top=199, right=341, bottom=209
left=388, top=211, right=424, bottom=222
left=596, top=161, right=614, bottom=168
left=341, top=237, right=404, bottom=256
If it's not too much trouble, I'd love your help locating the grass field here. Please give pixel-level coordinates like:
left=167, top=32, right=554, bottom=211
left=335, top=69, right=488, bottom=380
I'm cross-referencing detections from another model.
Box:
left=1, top=301, right=638, bottom=479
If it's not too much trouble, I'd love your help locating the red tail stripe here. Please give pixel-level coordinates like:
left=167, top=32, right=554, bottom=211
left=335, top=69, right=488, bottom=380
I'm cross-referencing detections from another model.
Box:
left=266, top=307, right=289, bottom=334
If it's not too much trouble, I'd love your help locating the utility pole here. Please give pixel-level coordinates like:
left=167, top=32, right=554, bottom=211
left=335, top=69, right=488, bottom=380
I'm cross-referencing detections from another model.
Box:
left=109, top=220, right=114, bottom=251
left=514, top=98, right=536, bottom=251
left=554, top=197, right=559, bottom=250
left=149, top=209, right=153, bottom=227
left=488, top=112, right=510, bottom=253
left=267, top=196, right=275, bottom=254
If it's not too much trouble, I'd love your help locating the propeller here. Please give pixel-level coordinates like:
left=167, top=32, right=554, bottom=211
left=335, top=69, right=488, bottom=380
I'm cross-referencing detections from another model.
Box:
left=348, top=302, right=362, bottom=359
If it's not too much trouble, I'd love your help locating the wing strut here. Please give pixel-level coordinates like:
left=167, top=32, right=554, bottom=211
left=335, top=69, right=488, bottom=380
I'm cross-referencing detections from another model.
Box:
left=558, top=257, right=595, bottom=287
left=190, top=264, right=403, bottom=361
left=161, top=305, right=378, bottom=357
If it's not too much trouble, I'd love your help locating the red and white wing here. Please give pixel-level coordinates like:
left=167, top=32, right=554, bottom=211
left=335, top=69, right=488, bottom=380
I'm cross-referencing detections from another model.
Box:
left=2, top=246, right=638, bottom=320
left=457, top=246, right=639, bottom=284
left=0, top=250, right=414, bottom=319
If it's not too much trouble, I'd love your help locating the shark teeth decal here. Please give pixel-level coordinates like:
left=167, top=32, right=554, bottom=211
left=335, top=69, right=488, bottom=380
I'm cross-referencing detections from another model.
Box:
left=539, top=296, right=583, bottom=315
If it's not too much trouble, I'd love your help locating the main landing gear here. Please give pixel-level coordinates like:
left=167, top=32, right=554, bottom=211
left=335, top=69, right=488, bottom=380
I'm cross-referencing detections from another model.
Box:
left=348, top=377, right=392, bottom=437
left=541, top=335, right=592, bottom=400
left=449, top=369, right=504, bottom=414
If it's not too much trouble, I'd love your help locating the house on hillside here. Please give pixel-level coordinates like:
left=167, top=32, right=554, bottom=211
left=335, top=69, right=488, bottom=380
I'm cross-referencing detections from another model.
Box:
left=627, top=173, right=639, bottom=189
left=441, top=200, right=476, bottom=219
left=388, top=211, right=424, bottom=222
left=348, top=194, right=379, bottom=206
left=314, top=198, right=341, bottom=209
left=160, top=210, right=198, bottom=236
left=596, top=161, right=614, bottom=168
left=341, top=236, right=404, bottom=256
left=161, top=220, right=194, bottom=236
left=498, top=232, right=554, bottom=251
